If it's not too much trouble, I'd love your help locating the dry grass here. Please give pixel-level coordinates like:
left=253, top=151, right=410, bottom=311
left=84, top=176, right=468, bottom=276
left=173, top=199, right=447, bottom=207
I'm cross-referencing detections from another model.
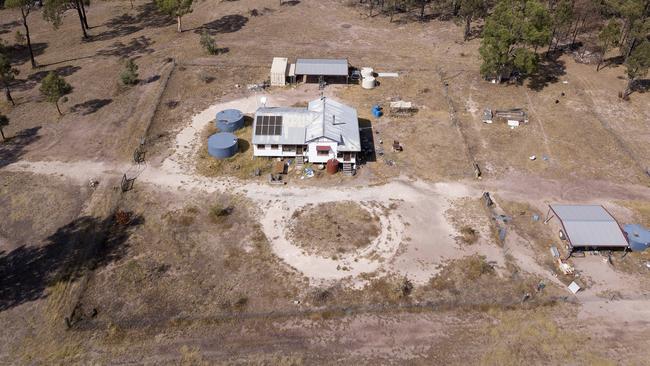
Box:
left=288, top=201, right=381, bottom=257
left=480, top=308, right=615, bottom=366
left=196, top=123, right=273, bottom=180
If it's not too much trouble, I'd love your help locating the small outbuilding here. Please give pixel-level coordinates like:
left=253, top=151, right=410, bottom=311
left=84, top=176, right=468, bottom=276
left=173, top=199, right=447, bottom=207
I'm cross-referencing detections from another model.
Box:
left=294, top=58, right=349, bottom=84
left=546, top=204, right=628, bottom=252
left=271, top=57, right=289, bottom=86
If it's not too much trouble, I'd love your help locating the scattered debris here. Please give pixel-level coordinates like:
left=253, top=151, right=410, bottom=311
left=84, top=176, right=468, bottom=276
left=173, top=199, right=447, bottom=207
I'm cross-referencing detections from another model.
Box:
left=372, top=105, right=383, bottom=117
left=473, top=163, right=482, bottom=179
left=529, top=155, right=536, bottom=161
left=558, top=260, right=574, bottom=275
left=568, top=281, right=581, bottom=294
left=550, top=246, right=560, bottom=258
left=269, top=173, right=286, bottom=185
left=377, top=72, right=399, bottom=77
left=482, top=192, right=493, bottom=207
left=392, top=140, right=403, bottom=152
left=389, top=100, right=417, bottom=116
left=482, top=108, right=493, bottom=123
left=114, top=210, right=132, bottom=225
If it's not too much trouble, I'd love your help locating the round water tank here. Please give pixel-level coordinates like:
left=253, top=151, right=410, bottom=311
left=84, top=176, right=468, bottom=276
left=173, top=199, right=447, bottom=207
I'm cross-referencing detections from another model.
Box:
left=207, top=132, right=238, bottom=159
left=326, top=159, right=339, bottom=174
left=362, top=76, right=376, bottom=90
left=361, top=67, right=374, bottom=78
left=216, top=109, right=245, bottom=132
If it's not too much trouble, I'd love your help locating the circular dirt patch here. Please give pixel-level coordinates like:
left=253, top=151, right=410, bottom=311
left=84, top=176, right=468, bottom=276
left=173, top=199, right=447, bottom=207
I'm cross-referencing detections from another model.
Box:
left=288, top=201, right=381, bottom=257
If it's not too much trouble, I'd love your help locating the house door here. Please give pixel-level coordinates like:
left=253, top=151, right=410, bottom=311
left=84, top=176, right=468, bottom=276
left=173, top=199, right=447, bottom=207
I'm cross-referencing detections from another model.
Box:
left=343, top=152, right=351, bottom=161
left=296, top=145, right=303, bottom=154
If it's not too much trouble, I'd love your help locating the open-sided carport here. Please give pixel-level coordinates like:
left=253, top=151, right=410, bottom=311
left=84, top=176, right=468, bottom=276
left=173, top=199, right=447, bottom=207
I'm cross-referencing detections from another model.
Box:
left=545, top=204, right=629, bottom=253
left=295, top=58, right=349, bottom=84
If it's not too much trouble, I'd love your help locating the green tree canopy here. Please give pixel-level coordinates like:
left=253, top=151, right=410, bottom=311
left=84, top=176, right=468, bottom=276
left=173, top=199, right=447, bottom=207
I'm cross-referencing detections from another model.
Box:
left=155, top=0, right=193, bottom=32
left=597, top=19, right=622, bottom=71
left=459, top=0, right=488, bottom=41
left=0, top=53, right=20, bottom=106
left=623, top=39, right=650, bottom=98
left=5, top=0, right=39, bottom=68
left=43, top=0, right=90, bottom=39
left=479, top=0, right=551, bottom=82
left=40, top=72, right=72, bottom=115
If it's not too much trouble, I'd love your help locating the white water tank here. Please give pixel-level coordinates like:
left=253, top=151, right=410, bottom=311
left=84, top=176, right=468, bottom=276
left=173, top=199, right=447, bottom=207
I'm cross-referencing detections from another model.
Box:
left=361, top=67, right=374, bottom=78
left=362, top=76, right=376, bottom=89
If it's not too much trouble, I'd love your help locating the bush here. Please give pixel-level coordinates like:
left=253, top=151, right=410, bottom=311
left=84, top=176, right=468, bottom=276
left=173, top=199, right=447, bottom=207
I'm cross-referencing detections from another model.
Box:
left=120, top=59, right=139, bottom=85
left=209, top=204, right=234, bottom=223
left=14, top=30, right=26, bottom=46
left=200, top=30, right=218, bottom=55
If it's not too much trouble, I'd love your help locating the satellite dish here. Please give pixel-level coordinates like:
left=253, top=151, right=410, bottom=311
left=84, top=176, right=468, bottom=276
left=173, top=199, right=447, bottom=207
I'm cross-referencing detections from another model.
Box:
left=260, top=97, right=267, bottom=107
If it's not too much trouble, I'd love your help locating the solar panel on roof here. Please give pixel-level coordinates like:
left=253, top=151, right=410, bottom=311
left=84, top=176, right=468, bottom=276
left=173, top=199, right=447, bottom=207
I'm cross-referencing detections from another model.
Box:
left=254, top=115, right=283, bottom=136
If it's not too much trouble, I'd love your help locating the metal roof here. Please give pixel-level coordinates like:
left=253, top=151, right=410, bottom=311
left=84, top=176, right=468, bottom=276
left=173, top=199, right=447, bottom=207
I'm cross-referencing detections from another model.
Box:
left=294, top=59, right=348, bottom=76
left=549, top=205, right=628, bottom=248
left=271, top=57, right=288, bottom=74
left=252, top=97, right=360, bottom=151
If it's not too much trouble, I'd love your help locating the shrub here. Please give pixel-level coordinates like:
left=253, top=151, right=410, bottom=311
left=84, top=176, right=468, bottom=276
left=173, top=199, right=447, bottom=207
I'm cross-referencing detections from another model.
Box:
left=120, top=59, right=139, bottom=85
left=14, top=30, right=26, bottom=46
left=200, top=30, right=218, bottom=55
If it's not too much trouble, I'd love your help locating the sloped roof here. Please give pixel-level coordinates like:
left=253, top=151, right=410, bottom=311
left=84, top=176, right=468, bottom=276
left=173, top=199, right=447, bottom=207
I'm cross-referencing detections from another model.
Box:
left=305, top=97, right=360, bottom=151
left=252, top=97, right=360, bottom=151
left=271, top=57, right=288, bottom=74
left=549, top=205, right=628, bottom=248
left=294, top=59, right=348, bottom=76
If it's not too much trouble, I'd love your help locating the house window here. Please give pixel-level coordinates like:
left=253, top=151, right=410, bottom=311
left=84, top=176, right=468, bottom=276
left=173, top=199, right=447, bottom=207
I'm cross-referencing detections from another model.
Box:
left=316, top=146, right=331, bottom=155
left=271, top=144, right=279, bottom=149
left=282, top=145, right=294, bottom=152
left=316, top=146, right=330, bottom=156
left=257, top=144, right=266, bottom=149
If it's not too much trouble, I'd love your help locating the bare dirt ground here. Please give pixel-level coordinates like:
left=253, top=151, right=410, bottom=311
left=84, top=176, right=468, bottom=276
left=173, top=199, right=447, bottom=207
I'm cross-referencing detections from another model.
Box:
left=1, top=0, right=650, bottom=364
left=288, top=201, right=381, bottom=257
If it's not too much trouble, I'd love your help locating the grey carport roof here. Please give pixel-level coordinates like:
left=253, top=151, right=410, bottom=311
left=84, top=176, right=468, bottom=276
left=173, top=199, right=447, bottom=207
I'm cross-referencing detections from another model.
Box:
left=294, top=59, right=348, bottom=76
left=549, top=204, right=628, bottom=248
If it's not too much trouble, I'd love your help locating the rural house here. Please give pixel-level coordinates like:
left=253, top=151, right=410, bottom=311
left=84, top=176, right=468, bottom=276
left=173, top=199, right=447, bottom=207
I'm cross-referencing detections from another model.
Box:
left=252, top=97, right=361, bottom=172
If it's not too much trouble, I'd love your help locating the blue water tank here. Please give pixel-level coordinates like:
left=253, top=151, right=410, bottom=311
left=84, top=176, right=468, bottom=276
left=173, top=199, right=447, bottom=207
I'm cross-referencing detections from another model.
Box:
left=207, top=132, right=238, bottom=159
left=624, top=224, right=650, bottom=252
left=216, top=109, right=245, bottom=132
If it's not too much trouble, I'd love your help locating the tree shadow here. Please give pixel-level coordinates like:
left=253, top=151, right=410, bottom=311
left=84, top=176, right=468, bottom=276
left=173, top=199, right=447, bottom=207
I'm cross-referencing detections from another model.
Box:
left=70, top=99, right=113, bottom=115
left=527, top=55, right=566, bottom=92
left=12, top=65, right=82, bottom=92
left=632, top=79, right=650, bottom=94
left=603, top=55, right=624, bottom=69
left=237, top=138, right=250, bottom=153
left=96, top=36, right=154, bottom=58
left=358, top=118, right=376, bottom=164
left=192, top=14, right=248, bottom=35
left=141, top=74, right=160, bottom=84
left=0, top=20, right=20, bottom=35
left=0, top=213, right=143, bottom=312
left=90, top=1, right=174, bottom=42
left=0, top=126, right=41, bottom=168
left=4, top=43, right=48, bottom=66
